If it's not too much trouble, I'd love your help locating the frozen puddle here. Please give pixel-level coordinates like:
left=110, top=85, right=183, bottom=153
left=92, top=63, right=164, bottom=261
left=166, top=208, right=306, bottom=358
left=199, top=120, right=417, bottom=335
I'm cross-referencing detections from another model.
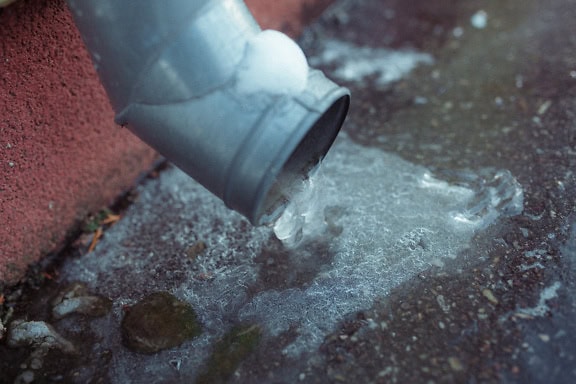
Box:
left=61, top=135, right=523, bottom=380
left=58, top=39, right=524, bottom=381
left=243, top=136, right=523, bottom=356
left=59, top=37, right=523, bottom=379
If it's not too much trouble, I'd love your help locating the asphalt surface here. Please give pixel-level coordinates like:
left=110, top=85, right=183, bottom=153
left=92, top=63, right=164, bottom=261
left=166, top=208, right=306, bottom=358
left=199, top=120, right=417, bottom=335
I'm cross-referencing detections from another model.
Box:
left=1, top=0, right=575, bottom=383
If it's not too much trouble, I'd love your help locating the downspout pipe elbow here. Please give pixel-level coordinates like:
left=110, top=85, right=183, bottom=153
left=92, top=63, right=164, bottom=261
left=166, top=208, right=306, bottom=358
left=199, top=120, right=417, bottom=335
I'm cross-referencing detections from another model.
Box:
left=66, top=0, right=350, bottom=225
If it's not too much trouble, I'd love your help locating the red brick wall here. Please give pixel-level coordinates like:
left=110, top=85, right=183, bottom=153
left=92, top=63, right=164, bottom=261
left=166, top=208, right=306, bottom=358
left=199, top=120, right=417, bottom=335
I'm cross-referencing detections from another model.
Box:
left=246, top=0, right=334, bottom=36
left=0, top=0, right=333, bottom=284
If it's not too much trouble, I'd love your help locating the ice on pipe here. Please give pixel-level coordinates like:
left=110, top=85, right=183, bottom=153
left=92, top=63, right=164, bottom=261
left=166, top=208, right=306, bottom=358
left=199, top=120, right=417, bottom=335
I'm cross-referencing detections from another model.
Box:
left=273, top=168, right=322, bottom=247
left=235, top=30, right=308, bottom=95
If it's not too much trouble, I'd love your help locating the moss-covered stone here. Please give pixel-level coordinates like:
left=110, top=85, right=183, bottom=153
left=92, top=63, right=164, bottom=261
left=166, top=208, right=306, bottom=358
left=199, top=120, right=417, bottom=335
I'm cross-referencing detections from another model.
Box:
left=121, top=292, right=201, bottom=354
left=196, top=324, right=261, bottom=384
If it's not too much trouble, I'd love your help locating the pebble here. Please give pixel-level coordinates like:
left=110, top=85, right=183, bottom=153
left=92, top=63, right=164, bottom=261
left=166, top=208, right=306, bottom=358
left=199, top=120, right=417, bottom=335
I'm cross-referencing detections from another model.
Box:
left=7, top=320, right=76, bottom=353
left=482, top=289, right=499, bottom=305
left=538, top=334, right=550, bottom=343
left=186, top=241, right=206, bottom=260
left=51, top=282, right=112, bottom=319
left=30, top=357, right=43, bottom=370
left=121, top=292, right=201, bottom=354
left=15, top=370, right=34, bottom=384
left=448, top=357, right=464, bottom=372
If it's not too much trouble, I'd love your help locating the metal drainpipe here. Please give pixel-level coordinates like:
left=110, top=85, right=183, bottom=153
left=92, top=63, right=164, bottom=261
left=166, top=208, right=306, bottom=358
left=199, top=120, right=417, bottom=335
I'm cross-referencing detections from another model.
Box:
left=66, top=0, right=350, bottom=225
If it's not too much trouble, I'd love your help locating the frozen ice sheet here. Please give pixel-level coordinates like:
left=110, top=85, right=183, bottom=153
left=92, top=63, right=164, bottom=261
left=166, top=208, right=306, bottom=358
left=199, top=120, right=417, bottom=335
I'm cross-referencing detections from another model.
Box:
left=246, top=135, right=524, bottom=356
left=499, top=281, right=562, bottom=322
left=61, top=133, right=523, bottom=381
left=309, top=39, right=434, bottom=86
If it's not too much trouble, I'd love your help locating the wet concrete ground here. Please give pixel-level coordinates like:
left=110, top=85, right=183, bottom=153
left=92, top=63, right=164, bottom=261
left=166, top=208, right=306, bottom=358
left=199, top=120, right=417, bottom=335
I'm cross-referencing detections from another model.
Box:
left=267, top=0, right=576, bottom=382
left=1, top=0, right=576, bottom=383
left=299, top=0, right=576, bottom=382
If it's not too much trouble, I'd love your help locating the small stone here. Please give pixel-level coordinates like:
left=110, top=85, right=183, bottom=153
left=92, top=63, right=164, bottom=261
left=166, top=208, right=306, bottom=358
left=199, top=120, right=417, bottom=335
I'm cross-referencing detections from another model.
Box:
left=186, top=241, right=207, bottom=259
left=16, top=370, right=34, bottom=384
left=436, top=295, right=450, bottom=313
left=7, top=320, right=75, bottom=353
left=538, top=334, right=550, bottom=342
left=378, top=367, right=394, bottom=377
left=367, top=318, right=378, bottom=330
left=169, top=359, right=182, bottom=371
left=51, top=282, right=112, bottom=319
left=30, top=357, right=43, bottom=370
left=121, top=292, right=201, bottom=354
left=448, top=357, right=464, bottom=372
left=452, top=27, right=464, bottom=38
left=537, top=100, right=552, bottom=116
left=482, top=289, right=499, bottom=305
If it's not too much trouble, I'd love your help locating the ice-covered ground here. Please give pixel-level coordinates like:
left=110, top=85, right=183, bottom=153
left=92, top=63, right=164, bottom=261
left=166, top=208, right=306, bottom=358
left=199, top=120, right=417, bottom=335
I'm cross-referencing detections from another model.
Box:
left=60, top=133, right=522, bottom=381
left=248, top=135, right=523, bottom=356
left=57, top=39, right=527, bottom=381
left=309, top=39, right=434, bottom=87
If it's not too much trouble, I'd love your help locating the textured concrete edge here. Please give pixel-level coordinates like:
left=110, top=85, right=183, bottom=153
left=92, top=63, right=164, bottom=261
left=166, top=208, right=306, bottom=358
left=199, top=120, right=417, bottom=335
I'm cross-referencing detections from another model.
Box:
left=0, top=0, right=334, bottom=284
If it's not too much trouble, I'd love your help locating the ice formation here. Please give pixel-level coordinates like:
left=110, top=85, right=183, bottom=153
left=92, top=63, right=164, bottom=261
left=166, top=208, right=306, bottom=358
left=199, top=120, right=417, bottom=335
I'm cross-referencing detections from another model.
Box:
left=60, top=134, right=524, bottom=380
left=57, top=37, right=525, bottom=382
left=235, top=30, right=309, bottom=95
left=274, top=140, right=523, bottom=248
left=272, top=168, right=322, bottom=247
left=309, top=39, right=434, bottom=86
left=247, top=136, right=524, bottom=356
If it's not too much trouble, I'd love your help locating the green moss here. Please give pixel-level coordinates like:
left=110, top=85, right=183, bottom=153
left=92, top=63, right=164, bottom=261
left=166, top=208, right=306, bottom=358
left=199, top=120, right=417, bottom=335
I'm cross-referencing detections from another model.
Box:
left=121, top=292, right=201, bottom=354
left=82, top=209, right=112, bottom=233
left=196, top=324, right=261, bottom=384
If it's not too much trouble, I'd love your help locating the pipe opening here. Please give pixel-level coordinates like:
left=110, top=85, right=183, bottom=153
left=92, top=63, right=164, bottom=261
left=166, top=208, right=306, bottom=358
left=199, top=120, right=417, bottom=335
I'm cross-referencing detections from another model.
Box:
left=257, top=94, right=350, bottom=225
